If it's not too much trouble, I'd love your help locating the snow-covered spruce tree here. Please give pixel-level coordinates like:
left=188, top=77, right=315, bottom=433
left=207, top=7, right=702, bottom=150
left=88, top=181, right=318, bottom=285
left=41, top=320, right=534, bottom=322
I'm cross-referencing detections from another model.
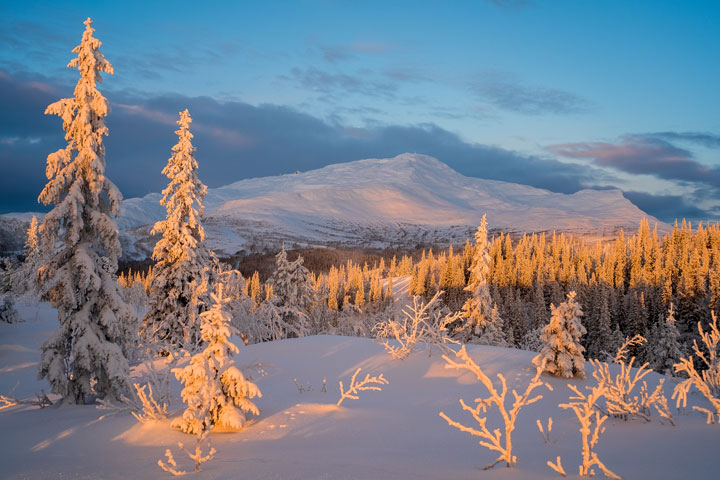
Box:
left=648, top=304, right=683, bottom=375
left=142, top=109, right=214, bottom=350
left=16, top=215, right=42, bottom=295
left=263, top=245, right=314, bottom=338
left=36, top=18, right=136, bottom=404
left=456, top=215, right=507, bottom=346
left=172, top=283, right=261, bottom=435
left=533, top=291, right=587, bottom=378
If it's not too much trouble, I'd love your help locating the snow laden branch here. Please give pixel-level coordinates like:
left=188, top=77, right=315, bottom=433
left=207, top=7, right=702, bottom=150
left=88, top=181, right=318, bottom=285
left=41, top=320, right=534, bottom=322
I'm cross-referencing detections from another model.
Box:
left=158, top=431, right=216, bottom=476
left=673, top=312, right=720, bottom=424
left=373, top=291, right=460, bottom=360
left=612, top=334, right=646, bottom=364
left=439, top=346, right=550, bottom=469
left=336, top=368, right=388, bottom=407
left=559, top=384, right=621, bottom=479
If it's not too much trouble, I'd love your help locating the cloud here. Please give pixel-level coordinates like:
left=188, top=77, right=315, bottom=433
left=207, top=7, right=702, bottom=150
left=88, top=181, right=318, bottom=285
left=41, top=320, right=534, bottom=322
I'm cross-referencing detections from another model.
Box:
left=471, top=76, right=591, bottom=115
left=648, top=131, right=720, bottom=149
left=622, top=191, right=715, bottom=223
left=0, top=69, right=610, bottom=216
left=547, top=135, right=720, bottom=188
left=281, top=67, right=397, bottom=99
left=319, top=42, right=392, bottom=63
left=383, top=66, right=433, bottom=84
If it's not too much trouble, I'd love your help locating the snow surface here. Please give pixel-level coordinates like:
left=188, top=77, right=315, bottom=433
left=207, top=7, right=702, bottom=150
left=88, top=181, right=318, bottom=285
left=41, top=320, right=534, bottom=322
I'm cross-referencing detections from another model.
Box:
left=116, top=154, right=665, bottom=256
left=1, top=298, right=718, bottom=479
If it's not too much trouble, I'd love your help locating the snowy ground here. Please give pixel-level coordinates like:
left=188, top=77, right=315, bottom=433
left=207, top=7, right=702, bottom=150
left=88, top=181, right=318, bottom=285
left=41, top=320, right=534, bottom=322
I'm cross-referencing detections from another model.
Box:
left=1, top=298, right=719, bottom=479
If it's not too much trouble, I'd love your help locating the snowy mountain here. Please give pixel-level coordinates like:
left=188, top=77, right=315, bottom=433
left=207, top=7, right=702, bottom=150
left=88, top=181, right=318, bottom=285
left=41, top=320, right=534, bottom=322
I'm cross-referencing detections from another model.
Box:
left=117, top=153, right=662, bottom=257
left=1, top=154, right=664, bottom=258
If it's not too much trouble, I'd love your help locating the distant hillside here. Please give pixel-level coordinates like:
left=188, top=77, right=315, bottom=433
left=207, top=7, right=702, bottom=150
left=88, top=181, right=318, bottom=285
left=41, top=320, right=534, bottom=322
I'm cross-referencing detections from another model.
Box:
left=2, top=154, right=665, bottom=258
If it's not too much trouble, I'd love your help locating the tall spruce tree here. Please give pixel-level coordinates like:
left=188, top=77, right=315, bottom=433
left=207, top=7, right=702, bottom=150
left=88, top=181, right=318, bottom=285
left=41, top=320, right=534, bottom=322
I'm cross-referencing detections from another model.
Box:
left=457, top=215, right=507, bottom=346
left=37, top=18, right=136, bottom=404
left=143, top=109, right=214, bottom=350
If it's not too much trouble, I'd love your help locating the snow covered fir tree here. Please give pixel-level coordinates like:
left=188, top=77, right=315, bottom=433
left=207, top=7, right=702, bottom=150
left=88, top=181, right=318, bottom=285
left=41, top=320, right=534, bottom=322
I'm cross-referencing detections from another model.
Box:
left=260, top=245, right=315, bottom=339
left=142, top=109, right=215, bottom=351
left=456, top=214, right=507, bottom=346
left=533, top=291, right=587, bottom=378
left=172, top=283, right=261, bottom=435
left=648, top=304, right=684, bottom=375
left=35, top=18, right=136, bottom=404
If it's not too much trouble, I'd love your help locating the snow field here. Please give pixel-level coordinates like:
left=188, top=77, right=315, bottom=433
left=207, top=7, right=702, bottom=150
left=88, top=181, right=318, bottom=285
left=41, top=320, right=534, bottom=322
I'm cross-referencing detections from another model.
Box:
left=1, top=301, right=719, bottom=479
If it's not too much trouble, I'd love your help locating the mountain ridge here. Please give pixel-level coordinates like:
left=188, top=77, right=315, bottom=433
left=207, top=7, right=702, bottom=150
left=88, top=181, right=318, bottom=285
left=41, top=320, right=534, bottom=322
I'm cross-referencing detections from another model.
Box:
left=2, top=154, right=665, bottom=258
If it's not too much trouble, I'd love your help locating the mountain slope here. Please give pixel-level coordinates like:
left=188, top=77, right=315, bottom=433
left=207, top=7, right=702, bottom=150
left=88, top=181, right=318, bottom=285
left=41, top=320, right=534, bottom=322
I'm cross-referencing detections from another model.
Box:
left=2, top=154, right=662, bottom=257
left=119, top=153, right=660, bottom=256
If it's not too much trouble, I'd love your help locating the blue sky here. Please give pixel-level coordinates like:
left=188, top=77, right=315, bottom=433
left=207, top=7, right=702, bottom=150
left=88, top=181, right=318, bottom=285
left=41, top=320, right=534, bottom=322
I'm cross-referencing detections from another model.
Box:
left=1, top=0, right=719, bottom=222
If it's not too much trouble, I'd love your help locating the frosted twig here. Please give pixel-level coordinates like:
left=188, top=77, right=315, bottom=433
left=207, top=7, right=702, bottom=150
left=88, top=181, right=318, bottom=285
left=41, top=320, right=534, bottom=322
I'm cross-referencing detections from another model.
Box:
left=337, top=368, right=388, bottom=406
left=131, top=383, right=168, bottom=423
left=537, top=417, right=553, bottom=443
left=559, top=384, right=621, bottom=479
left=294, top=378, right=312, bottom=394
left=439, top=346, right=550, bottom=469
left=613, top=335, right=646, bottom=364
left=0, top=383, right=52, bottom=410
left=0, top=394, right=17, bottom=411
left=158, top=431, right=216, bottom=475
left=547, top=456, right=567, bottom=476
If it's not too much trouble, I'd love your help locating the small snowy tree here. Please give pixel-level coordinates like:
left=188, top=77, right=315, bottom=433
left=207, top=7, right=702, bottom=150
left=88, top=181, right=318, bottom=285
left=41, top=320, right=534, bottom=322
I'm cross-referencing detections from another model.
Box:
left=648, top=304, right=683, bottom=375
left=36, top=18, right=136, bottom=404
left=143, top=109, right=214, bottom=350
left=456, top=215, right=507, bottom=346
left=172, top=283, right=261, bottom=435
left=533, top=291, right=587, bottom=378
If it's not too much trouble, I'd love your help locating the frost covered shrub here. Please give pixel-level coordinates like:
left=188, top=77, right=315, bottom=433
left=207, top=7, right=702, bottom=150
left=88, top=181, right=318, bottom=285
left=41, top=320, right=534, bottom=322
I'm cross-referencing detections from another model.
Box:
left=673, top=312, right=720, bottom=424
left=0, top=295, right=20, bottom=324
left=558, top=384, right=621, bottom=479
left=172, top=284, right=261, bottom=435
left=590, top=355, right=673, bottom=424
left=439, top=346, right=550, bottom=469
left=533, top=291, right=587, bottom=378
left=374, top=291, right=460, bottom=359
